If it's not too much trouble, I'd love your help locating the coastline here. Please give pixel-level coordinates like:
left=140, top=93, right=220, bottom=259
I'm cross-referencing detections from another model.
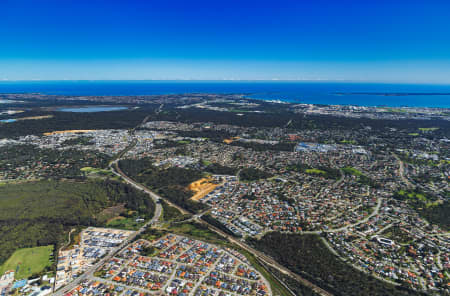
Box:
left=1, top=81, right=450, bottom=108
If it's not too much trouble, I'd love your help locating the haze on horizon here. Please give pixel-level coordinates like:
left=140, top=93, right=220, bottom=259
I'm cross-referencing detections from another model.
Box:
left=1, top=0, right=450, bottom=83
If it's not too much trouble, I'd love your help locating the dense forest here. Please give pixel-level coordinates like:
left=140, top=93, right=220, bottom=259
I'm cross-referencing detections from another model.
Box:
left=119, top=158, right=207, bottom=213
left=248, top=232, right=422, bottom=296
left=419, top=201, right=449, bottom=231
left=0, top=179, right=155, bottom=265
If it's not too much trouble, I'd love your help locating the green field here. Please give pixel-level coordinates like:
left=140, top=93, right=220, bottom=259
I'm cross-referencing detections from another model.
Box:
left=305, top=168, right=327, bottom=176
left=340, top=139, right=357, bottom=144
left=419, top=127, right=439, bottom=132
left=341, top=166, right=363, bottom=176
left=177, top=140, right=191, bottom=144
left=0, top=245, right=54, bottom=280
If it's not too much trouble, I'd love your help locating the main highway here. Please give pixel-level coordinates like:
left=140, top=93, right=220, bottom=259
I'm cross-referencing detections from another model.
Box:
left=54, top=160, right=163, bottom=295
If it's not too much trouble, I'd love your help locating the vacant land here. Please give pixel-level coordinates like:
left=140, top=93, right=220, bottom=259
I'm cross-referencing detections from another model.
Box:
left=106, top=216, right=143, bottom=230
left=0, top=245, right=54, bottom=279
left=81, top=166, right=115, bottom=177
left=188, top=177, right=218, bottom=201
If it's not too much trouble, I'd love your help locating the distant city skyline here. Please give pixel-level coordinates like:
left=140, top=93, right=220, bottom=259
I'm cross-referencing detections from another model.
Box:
left=1, top=0, right=450, bottom=83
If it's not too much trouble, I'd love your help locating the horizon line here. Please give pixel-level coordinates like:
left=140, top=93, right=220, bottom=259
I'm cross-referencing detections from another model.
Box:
left=1, top=79, right=450, bottom=86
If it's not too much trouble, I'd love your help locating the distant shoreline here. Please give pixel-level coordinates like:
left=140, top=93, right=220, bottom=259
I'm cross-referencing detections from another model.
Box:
left=335, top=92, right=450, bottom=96
left=1, top=81, right=450, bottom=108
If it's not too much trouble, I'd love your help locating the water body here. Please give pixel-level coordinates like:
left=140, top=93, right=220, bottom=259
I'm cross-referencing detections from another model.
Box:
left=57, top=106, right=128, bottom=112
left=0, top=119, right=17, bottom=123
left=0, top=81, right=450, bottom=107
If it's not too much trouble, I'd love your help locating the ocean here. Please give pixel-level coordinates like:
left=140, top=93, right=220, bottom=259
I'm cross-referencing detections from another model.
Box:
left=0, top=81, right=449, bottom=108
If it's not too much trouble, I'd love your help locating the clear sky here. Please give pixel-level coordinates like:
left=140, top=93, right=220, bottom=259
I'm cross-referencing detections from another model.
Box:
left=1, top=0, right=450, bottom=83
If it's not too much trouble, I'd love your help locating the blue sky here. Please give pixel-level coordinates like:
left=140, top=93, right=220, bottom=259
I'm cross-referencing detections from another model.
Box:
left=1, top=0, right=450, bottom=82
